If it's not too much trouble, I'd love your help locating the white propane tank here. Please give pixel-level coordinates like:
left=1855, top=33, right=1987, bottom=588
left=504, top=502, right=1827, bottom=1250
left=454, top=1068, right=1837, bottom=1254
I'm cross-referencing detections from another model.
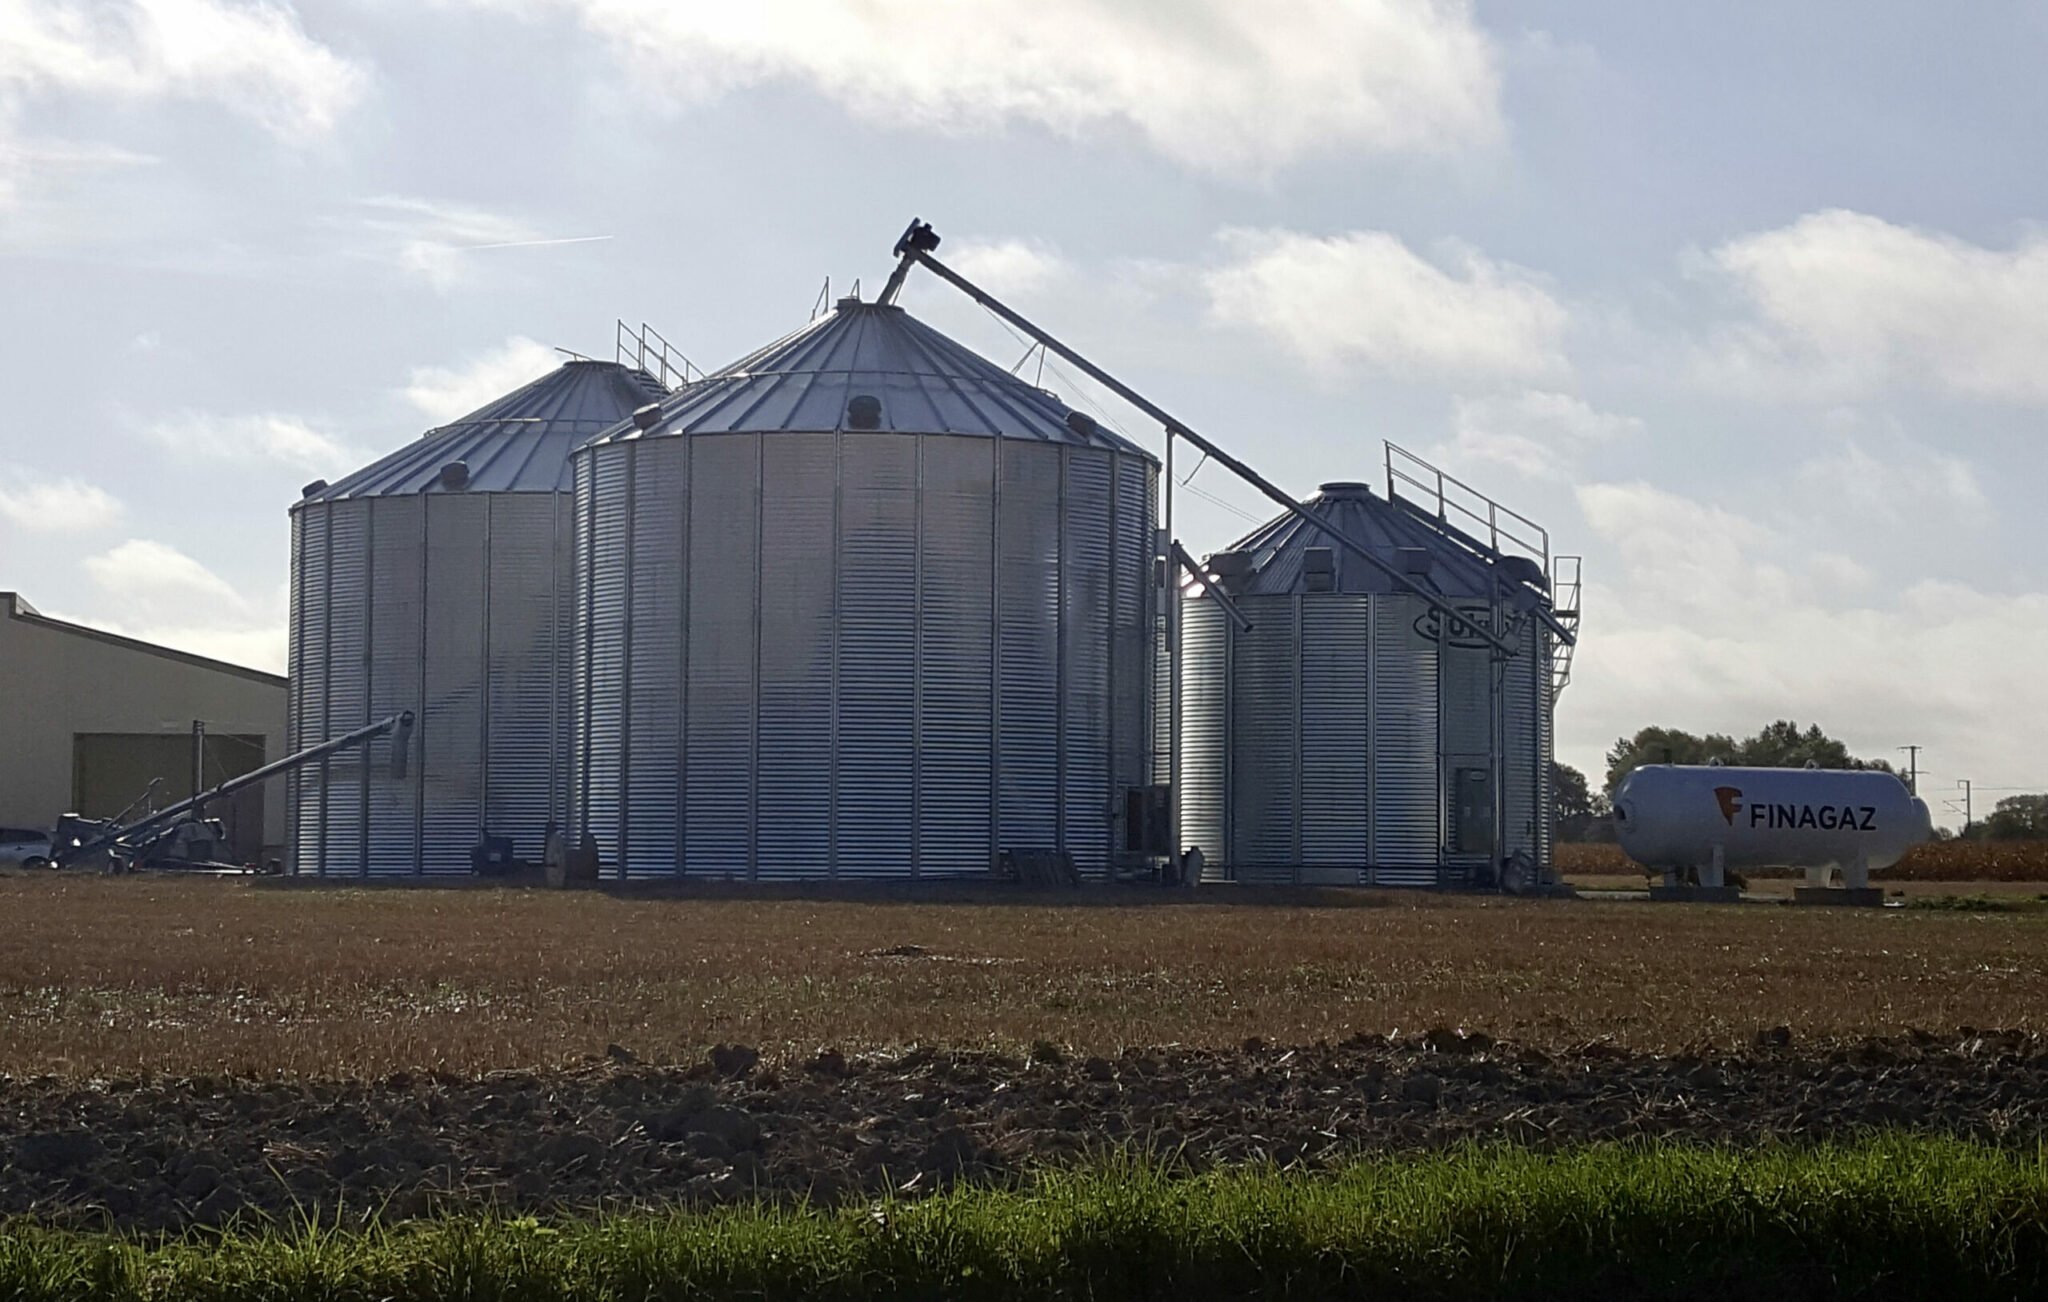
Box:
left=1613, top=764, right=1932, bottom=887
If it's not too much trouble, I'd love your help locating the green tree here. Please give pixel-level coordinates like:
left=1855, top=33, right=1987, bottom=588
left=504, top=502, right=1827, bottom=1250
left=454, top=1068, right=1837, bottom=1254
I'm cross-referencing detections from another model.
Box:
left=1603, top=727, right=1738, bottom=795
left=1552, top=762, right=1607, bottom=841
left=1603, top=720, right=1888, bottom=798
left=1981, top=794, right=2048, bottom=840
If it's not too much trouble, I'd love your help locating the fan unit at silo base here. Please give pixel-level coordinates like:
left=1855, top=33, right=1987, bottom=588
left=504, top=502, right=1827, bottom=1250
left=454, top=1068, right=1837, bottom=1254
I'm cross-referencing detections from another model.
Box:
left=1178, top=446, right=1580, bottom=892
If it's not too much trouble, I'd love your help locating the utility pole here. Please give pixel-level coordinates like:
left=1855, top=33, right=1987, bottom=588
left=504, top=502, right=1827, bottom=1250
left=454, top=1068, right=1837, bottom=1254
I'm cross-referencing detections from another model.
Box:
left=1957, top=778, right=1972, bottom=833
left=1897, top=745, right=1921, bottom=796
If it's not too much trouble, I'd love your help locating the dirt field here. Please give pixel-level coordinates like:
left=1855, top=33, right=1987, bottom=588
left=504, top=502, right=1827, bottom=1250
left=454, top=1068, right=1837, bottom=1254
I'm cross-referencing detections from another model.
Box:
left=1557, top=839, right=2048, bottom=882
left=1, top=875, right=2042, bottom=1078
left=2, top=875, right=2044, bottom=1232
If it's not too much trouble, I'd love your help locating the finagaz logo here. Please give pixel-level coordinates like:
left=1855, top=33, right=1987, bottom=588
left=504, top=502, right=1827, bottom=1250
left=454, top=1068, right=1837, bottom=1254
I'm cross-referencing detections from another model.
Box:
left=1714, top=786, right=1743, bottom=826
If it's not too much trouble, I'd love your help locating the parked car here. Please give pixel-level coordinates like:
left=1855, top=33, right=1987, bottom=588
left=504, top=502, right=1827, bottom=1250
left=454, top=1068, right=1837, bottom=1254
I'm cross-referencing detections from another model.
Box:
left=0, top=827, right=54, bottom=868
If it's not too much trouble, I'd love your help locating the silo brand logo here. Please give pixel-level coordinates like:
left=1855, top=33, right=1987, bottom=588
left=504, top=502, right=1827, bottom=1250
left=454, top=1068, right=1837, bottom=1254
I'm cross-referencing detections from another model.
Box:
left=1715, top=785, right=1878, bottom=831
left=1411, top=607, right=1494, bottom=649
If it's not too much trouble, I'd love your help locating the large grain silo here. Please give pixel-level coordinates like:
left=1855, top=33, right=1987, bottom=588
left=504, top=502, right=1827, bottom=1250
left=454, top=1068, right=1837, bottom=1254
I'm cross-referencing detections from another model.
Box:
left=288, top=359, right=668, bottom=875
left=570, top=297, right=1159, bottom=880
left=1179, top=464, right=1574, bottom=889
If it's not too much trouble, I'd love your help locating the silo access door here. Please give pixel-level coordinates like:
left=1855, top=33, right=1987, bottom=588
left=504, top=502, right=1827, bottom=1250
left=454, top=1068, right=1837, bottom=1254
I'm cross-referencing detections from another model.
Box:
left=1450, top=766, right=1495, bottom=863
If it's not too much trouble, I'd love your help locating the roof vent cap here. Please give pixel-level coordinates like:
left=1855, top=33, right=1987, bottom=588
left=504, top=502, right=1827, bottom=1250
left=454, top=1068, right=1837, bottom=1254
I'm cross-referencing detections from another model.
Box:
left=846, top=394, right=883, bottom=430
left=300, top=479, right=328, bottom=499
left=632, top=403, right=662, bottom=431
left=439, top=461, right=470, bottom=490
left=1396, top=546, right=1433, bottom=576
left=1318, top=481, right=1373, bottom=499
left=835, top=294, right=864, bottom=310
left=1065, top=410, right=1099, bottom=439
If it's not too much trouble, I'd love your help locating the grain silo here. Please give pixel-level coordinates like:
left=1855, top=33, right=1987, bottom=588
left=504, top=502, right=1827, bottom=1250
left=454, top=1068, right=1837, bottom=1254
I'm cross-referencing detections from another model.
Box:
left=569, top=296, right=1159, bottom=880
left=1179, top=452, right=1577, bottom=889
left=288, top=358, right=669, bottom=875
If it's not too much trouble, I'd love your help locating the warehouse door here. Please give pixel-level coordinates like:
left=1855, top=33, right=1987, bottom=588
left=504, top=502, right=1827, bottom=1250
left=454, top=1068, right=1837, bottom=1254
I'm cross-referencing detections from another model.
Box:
left=72, top=733, right=269, bottom=862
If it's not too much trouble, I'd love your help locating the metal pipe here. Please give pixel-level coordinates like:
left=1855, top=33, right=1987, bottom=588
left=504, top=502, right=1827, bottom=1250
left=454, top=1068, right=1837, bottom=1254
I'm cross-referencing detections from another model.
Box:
left=62, top=711, right=416, bottom=866
left=892, top=226, right=1514, bottom=655
left=1172, top=541, right=1254, bottom=633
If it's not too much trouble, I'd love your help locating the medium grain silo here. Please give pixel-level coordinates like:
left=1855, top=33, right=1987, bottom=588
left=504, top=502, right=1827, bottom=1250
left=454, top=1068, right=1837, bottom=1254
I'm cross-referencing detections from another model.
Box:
left=1179, top=466, right=1572, bottom=890
left=570, top=296, right=1158, bottom=880
left=288, top=359, right=668, bottom=875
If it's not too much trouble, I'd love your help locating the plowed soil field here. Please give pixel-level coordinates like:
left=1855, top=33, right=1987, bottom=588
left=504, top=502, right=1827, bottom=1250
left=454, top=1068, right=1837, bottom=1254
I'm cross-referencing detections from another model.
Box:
left=1, top=875, right=2042, bottom=1232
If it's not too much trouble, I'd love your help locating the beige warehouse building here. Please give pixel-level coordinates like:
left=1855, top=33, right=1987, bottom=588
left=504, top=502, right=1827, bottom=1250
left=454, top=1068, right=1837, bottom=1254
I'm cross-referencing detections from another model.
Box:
left=1, top=593, right=289, bottom=861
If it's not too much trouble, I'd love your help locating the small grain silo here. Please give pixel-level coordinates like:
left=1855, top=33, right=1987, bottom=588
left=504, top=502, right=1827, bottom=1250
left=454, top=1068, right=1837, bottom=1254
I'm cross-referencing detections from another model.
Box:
left=288, top=358, right=668, bottom=875
left=1179, top=457, right=1575, bottom=889
left=569, top=297, right=1158, bottom=880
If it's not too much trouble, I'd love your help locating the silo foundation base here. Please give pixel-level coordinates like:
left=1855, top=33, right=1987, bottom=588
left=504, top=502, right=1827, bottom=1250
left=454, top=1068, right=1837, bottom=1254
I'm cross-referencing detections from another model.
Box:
left=1647, top=885, right=1743, bottom=904
left=1791, top=887, right=1885, bottom=908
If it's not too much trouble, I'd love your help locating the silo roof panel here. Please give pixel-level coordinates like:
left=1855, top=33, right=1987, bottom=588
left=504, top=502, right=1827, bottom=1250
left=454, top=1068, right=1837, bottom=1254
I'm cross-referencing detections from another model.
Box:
left=588, top=301, right=1154, bottom=459
left=304, top=359, right=668, bottom=501
left=1205, top=482, right=1512, bottom=600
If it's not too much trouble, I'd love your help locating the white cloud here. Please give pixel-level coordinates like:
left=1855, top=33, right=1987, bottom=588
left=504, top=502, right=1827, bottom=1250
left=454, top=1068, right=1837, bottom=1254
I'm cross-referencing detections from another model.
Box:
left=0, top=0, right=364, bottom=210
left=346, top=196, right=609, bottom=290
left=1793, top=436, right=1984, bottom=521
left=0, top=472, right=123, bottom=531
left=945, top=239, right=1071, bottom=298
left=1561, top=481, right=2048, bottom=816
left=1203, top=228, right=1569, bottom=382
left=0, top=0, right=365, bottom=137
left=403, top=336, right=558, bottom=423
left=458, top=0, right=1500, bottom=172
left=82, top=538, right=248, bottom=618
left=1436, top=390, right=1641, bottom=480
left=1698, top=209, right=2048, bottom=404
left=146, top=411, right=363, bottom=475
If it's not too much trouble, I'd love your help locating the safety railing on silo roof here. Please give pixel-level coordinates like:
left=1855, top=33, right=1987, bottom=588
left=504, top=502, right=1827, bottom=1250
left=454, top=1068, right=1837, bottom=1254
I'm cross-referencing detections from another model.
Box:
left=616, top=320, right=704, bottom=390
left=1384, top=441, right=1551, bottom=577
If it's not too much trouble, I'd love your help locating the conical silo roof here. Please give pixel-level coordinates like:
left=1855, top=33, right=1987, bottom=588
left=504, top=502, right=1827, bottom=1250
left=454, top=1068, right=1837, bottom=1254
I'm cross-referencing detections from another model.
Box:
left=1207, top=481, right=1537, bottom=600
left=587, top=298, right=1154, bottom=460
left=304, top=359, right=669, bottom=501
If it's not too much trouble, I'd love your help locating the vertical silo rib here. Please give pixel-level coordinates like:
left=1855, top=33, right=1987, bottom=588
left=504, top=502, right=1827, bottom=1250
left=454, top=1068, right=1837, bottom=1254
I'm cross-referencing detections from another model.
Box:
left=677, top=435, right=691, bottom=879
left=576, top=454, right=593, bottom=851
left=413, top=503, right=430, bottom=875
left=988, top=435, right=1002, bottom=864
left=1292, top=595, right=1304, bottom=879
left=316, top=504, right=333, bottom=876
left=358, top=508, right=375, bottom=877
left=1055, top=446, right=1069, bottom=858
left=750, top=432, right=764, bottom=883
left=617, top=445, right=634, bottom=881
left=1107, top=456, right=1120, bottom=869
left=910, top=435, right=923, bottom=879
left=478, top=497, right=493, bottom=860
left=829, top=428, right=841, bottom=880
left=758, top=432, right=833, bottom=881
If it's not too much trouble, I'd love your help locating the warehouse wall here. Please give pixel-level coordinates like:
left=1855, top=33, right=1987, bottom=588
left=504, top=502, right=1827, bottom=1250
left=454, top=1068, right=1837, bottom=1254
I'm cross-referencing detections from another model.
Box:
left=0, top=594, right=289, bottom=854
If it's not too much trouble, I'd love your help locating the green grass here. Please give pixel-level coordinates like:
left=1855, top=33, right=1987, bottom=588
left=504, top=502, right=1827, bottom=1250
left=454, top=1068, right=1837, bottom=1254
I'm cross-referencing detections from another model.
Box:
left=1904, top=893, right=2048, bottom=914
left=2, top=1138, right=2044, bottom=1301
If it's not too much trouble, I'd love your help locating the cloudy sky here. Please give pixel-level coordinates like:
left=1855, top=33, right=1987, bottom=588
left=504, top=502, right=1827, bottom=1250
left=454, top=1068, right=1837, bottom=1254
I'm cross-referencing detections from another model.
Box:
left=3, top=0, right=2043, bottom=820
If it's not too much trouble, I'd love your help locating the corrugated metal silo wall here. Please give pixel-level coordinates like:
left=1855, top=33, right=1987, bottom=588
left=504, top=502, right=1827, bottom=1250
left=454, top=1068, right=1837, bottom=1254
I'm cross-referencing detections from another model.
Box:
left=1178, top=599, right=1227, bottom=879
left=1228, top=594, right=1298, bottom=884
left=289, top=492, right=572, bottom=876
left=570, top=433, right=1152, bottom=880
left=1501, top=621, right=1542, bottom=864
left=1298, top=596, right=1372, bottom=884
left=1369, top=596, right=1439, bottom=883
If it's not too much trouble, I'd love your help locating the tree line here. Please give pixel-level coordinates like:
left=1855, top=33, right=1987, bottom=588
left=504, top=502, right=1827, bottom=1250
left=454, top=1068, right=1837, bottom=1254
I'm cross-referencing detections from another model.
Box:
left=1553, top=720, right=2046, bottom=842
